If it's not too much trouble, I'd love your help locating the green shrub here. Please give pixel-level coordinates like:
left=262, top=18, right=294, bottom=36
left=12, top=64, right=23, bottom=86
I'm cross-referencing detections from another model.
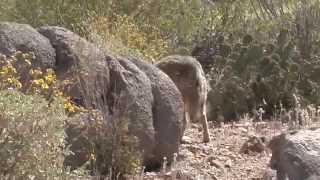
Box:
left=88, top=112, right=141, bottom=178
left=87, top=14, right=170, bottom=61
left=65, top=111, right=142, bottom=179
left=201, top=31, right=320, bottom=121
left=0, top=90, right=67, bottom=178
left=0, top=0, right=216, bottom=59
left=61, top=68, right=142, bottom=178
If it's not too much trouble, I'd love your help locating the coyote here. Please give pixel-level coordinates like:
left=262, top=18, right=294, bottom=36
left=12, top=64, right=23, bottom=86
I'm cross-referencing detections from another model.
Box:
left=157, top=55, right=210, bottom=142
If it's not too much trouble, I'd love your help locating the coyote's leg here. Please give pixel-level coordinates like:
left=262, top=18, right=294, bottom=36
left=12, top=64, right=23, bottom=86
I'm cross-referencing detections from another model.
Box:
left=181, top=101, right=190, bottom=141
left=201, top=106, right=210, bottom=143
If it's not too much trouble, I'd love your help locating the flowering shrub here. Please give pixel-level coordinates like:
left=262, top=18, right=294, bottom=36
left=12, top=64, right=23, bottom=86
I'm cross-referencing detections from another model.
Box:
left=65, top=110, right=142, bottom=178
left=0, top=51, right=143, bottom=178
left=0, top=51, right=78, bottom=114
left=0, top=51, right=86, bottom=178
left=0, top=90, right=67, bottom=178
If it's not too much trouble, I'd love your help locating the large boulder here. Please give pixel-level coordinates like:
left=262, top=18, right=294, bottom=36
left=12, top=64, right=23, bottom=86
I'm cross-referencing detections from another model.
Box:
left=268, top=129, right=320, bottom=180
left=130, top=57, right=184, bottom=168
left=0, top=22, right=56, bottom=68
left=156, top=55, right=210, bottom=142
left=38, top=26, right=107, bottom=76
left=108, top=56, right=156, bottom=166
left=38, top=26, right=108, bottom=104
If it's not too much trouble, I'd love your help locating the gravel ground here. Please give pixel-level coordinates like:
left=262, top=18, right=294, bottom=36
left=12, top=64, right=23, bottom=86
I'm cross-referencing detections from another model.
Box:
left=143, top=120, right=320, bottom=180
left=168, top=120, right=284, bottom=180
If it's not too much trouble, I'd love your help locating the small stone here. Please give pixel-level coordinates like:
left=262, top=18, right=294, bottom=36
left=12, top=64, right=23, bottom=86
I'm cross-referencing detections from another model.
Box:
left=187, top=145, right=199, bottom=154
left=181, top=136, right=193, bottom=144
left=210, top=160, right=223, bottom=169
left=239, top=127, right=248, bottom=133
left=241, top=135, right=266, bottom=154
left=225, top=159, right=232, bottom=168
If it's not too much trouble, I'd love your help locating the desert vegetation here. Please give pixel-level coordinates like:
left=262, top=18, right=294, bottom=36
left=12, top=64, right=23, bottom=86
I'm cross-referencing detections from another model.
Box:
left=0, top=0, right=320, bottom=179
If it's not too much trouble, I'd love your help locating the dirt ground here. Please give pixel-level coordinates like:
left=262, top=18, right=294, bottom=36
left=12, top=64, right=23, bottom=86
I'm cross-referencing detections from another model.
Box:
left=143, top=119, right=320, bottom=180
left=172, top=120, right=281, bottom=180
left=144, top=120, right=289, bottom=180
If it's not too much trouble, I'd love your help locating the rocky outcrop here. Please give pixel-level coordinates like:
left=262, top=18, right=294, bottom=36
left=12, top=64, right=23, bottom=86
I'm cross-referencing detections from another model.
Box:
left=156, top=55, right=210, bottom=142
left=130, top=57, right=184, bottom=167
left=38, top=26, right=157, bottom=167
left=1, top=23, right=186, bottom=171
left=268, top=129, right=320, bottom=180
left=0, top=22, right=56, bottom=69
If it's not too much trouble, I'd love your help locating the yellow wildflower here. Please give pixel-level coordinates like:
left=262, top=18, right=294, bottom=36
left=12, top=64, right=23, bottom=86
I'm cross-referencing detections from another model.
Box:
left=44, top=69, right=56, bottom=85
left=45, top=74, right=54, bottom=85
left=53, top=90, right=63, bottom=97
left=22, top=53, right=32, bottom=59
left=64, top=101, right=76, bottom=113
left=16, top=82, right=22, bottom=89
left=31, top=68, right=43, bottom=78
left=32, top=79, right=45, bottom=86
left=13, top=79, right=22, bottom=89
left=41, top=83, right=49, bottom=90
left=2, top=64, right=17, bottom=74
left=6, top=78, right=13, bottom=84
left=24, top=59, right=32, bottom=66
